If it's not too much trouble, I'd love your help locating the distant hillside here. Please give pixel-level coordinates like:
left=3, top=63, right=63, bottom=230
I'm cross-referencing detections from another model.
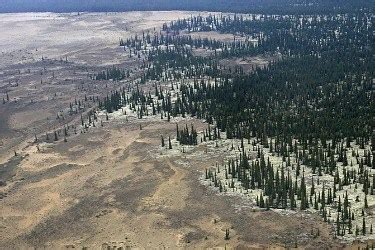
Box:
left=1, top=0, right=374, bottom=14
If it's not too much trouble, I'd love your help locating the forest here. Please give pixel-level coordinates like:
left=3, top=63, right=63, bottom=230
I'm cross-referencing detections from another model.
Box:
left=91, top=11, right=375, bottom=240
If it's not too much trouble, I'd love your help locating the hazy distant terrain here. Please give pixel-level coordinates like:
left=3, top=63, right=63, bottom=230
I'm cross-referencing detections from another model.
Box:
left=1, top=0, right=373, bottom=13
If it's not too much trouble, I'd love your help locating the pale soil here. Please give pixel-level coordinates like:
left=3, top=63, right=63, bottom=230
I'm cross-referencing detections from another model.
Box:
left=0, top=114, right=341, bottom=249
left=182, top=31, right=248, bottom=43
left=220, top=55, right=279, bottom=73
left=0, top=11, right=218, bottom=164
left=0, top=11, right=202, bottom=67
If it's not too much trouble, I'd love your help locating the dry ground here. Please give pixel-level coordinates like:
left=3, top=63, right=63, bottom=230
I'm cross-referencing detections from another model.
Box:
left=0, top=12, right=372, bottom=249
left=0, top=11, right=200, bottom=162
left=1, top=114, right=341, bottom=249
